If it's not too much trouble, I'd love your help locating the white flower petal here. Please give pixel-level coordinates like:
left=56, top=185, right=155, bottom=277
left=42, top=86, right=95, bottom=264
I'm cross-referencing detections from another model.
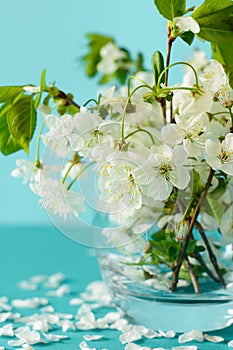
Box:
left=83, top=335, right=103, bottom=341
left=17, top=281, right=38, bottom=291
left=0, top=323, right=14, bottom=336
left=43, top=333, right=68, bottom=341
left=79, top=340, right=96, bottom=350
left=12, top=298, right=48, bottom=309
left=178, top=329, right=204, bottom=343
left=172, top=347, right=198, bottom=350
left=159, top=329, right=176, bottom=338
left=119, top=330, right=142, bottom=344
left=174, top=16, right=200, bottom=33
left=125, top=344, right=152, bottom=350
left=204, top=334, right=224, bottom=342
left=8, top=339, right=25, bottom=347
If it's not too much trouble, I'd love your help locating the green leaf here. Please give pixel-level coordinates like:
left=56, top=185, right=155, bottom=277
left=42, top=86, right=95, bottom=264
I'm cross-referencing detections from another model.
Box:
left=99, top=73, right=116, bottom=85
left=153, top=0, right=186, bottom=20
left=7, top=96, right=37, bottom=154
left=206, top=195, right=225, bottom=224
left=0, top=86, right=23, bottom=103
left=180, top=31, right=195, bottom=45
left=192, top=0, right=233, bottom=44
left=82, top=33, right=113, bottom=77
left=212, top=42, right=233, bottom=88
left=0, top=103, right=21, bottom=155
left=152, top=51, right=165, bottom=85
left=35, top=69, right=47, bottom=108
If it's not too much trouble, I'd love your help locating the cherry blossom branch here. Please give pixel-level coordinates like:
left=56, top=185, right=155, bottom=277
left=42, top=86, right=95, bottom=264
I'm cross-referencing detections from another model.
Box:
left=56, top=89, right=81, bottom=109
left=170, top=168, right=215, bottom=292
left=195, top=221, right=226, bottom=288
left=165, top=26, right=175, bottom=87
left=160, top=26, right=175, bottom=125
left=193, top=250, right=220, bottom=283
left=185, top=258, right=200, bottom=294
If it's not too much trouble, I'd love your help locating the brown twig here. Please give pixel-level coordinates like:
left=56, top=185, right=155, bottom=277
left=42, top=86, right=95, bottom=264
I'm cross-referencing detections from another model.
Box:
left=185, top=258, right=200, bottom=294
left=195, top=221, right=226, bottom=288
left=170, top=168, right=215, bottom=292
left=57, top=89, right=81, bottom=109
left=160, top=26, right=175, bottom=125
left=160, top=98, right=167, bottom=125
left=193, top=250, right=220, bottom=283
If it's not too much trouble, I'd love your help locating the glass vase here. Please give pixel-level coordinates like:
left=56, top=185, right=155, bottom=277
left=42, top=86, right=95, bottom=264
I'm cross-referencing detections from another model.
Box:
left=98, top=236, right=233, bottom=332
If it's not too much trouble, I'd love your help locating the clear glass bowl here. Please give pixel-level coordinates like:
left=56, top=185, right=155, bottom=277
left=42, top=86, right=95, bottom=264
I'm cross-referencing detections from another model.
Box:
left=98, top=250, right=233, bottom=332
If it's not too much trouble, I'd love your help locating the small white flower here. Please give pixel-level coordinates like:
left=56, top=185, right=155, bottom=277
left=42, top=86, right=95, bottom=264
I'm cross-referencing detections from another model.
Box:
left=11, top=159, right=59, bottom=196
left=199, top=59, right=227, bottom=94
left=72, top=112, right=118, bottom=157
left=40, top=179, right=85, bottom=219
left=97, top=42, right=127, bottom=75
left=161, top=113, right=209, bottom=157
left=206, top=133, right=233, bottom=175
left=145, top=145, right=190, bottom=201
left=173, top=16, right=200, bottom=33
left=42, top=114, right=74, bottom=157
left=97, top=151, right=146, bottom=210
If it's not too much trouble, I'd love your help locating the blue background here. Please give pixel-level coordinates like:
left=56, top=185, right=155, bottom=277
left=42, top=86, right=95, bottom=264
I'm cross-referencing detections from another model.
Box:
left=0, top=0, right=209, bottom=226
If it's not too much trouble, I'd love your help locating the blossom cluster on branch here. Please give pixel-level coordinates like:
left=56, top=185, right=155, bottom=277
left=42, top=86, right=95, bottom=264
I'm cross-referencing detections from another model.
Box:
left=2, top=0, right=233, bottom=293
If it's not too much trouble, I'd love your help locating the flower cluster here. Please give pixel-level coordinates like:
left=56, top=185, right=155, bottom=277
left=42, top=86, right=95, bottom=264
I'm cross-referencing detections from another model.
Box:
left=7, top=0, right=233, bottom=294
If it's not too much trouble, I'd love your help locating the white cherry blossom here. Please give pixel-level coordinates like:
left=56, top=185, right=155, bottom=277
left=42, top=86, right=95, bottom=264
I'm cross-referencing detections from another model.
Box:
left=205, top=133, right=233, bottom=175
left=97, top=42, right=127, bottom=75
left=39, top=179, right=85, bottom=219
left=173, top=16, right=200, bottom=34
left=42, top=114, right=74, bottom=157
left=72, top=112, right=119, bottom=157
left=144, top=145, right=190, bottom=201
left=161, top=112, right=209, bottom=156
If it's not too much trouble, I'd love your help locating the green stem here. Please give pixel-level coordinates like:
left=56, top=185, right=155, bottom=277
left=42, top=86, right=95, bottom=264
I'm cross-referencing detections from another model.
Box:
left=180, top=197, right=195, bottom=225
left=157, top=61, right=200, bottom=91
left=228, top=107, right=233, bottom=127
left=35, top=121, right=45, bottom=166
left=67, top=161, right=95, bottom=190
left=121, top=84, right=154, bottom=141
left=97, top=94, right=102, bottom=115
left=124, top=128, right=156, bottom=145
left=83, top=98, right=98, bottom=107
left=62, top=158, right=80, bottom=184
left=163, top=86, right=199, bottom=92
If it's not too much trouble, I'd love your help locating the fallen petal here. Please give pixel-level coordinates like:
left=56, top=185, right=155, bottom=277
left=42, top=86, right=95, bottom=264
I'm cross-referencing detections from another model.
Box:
left=204, top=334, right=224, bottom=342
left=178, top=330, right=204, bottom=343
left=83, top=335, right=103, bottom=341
left=43, top=333, right=68, bottom=341
left=79, top=340, right=96, bottom=350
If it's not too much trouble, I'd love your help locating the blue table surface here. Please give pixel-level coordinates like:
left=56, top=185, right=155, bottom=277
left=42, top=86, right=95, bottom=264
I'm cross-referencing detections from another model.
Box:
left=1, top=225, right=233, bottom=350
